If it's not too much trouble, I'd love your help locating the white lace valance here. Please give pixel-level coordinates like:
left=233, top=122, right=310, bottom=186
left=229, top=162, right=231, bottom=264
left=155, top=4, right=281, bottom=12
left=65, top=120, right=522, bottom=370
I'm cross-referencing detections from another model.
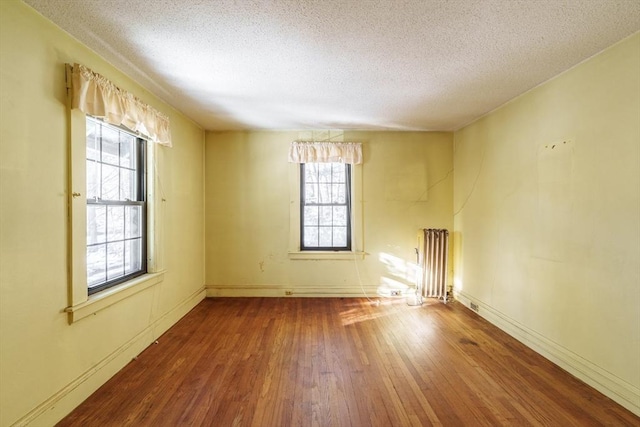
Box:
left=68, top=63, right=172, bottom=147
left=288, top=141, right=362, bottom=164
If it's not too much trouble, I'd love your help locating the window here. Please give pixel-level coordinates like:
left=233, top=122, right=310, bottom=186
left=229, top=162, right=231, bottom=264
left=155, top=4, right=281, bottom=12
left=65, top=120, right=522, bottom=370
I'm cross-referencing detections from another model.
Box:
left=65, top=64, right=167, bottom=322
left=287, top=140, right=363, bottom=260
left=300, top=162, right=351, bottom=250
left=85, top=117, right=146, bottom=294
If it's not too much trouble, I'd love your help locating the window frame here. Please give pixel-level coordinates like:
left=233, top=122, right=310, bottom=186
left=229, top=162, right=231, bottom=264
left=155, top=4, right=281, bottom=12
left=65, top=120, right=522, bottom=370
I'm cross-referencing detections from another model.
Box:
left=288, top=161, right=364, bottom=260
left=66, top=106, right=165, bottom=323
left=85, top=117, right=148, bottom=295
left=299, top=162, right=352, bottom=251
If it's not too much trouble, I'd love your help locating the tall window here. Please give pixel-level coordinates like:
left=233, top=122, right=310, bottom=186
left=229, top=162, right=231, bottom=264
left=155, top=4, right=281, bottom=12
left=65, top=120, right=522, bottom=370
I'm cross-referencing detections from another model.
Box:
left=85, top=117, right=146, bottom=294
left=300, top=162, right=351, bottom=250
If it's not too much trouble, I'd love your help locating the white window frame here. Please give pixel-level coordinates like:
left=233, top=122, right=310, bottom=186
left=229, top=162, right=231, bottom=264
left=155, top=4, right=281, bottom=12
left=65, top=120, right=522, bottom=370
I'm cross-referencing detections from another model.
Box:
left=66, top=107, right=164, bottom=323
left=288, top=161, right=365, bottom=260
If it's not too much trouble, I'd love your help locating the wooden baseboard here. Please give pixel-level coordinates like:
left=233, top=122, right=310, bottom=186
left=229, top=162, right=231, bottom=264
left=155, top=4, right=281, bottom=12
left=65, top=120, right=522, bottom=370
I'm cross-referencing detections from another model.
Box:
left=13, top=287, right=206, bottom=427
left=454, top=289, right=640, bottom=416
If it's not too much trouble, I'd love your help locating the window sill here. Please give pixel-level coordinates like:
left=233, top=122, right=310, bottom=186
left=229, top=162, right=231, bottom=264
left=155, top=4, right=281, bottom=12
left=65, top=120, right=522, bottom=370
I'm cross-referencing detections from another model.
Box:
left=288, top=251, right=366, bottom=260
left=65, top=272, right=165, bottom=324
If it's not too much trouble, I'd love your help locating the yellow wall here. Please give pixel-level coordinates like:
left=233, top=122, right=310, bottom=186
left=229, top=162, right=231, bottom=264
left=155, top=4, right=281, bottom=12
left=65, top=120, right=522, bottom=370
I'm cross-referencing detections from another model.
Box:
left=205, top=131, right=453, bottom=297
left=453, top=33, right=640, bottom=414
left=0, top=1, right=205, bottom=425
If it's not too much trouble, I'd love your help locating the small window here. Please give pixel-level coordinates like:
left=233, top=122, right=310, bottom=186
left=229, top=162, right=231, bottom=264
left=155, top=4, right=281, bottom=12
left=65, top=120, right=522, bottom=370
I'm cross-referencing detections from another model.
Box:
left=300, top=162, right=351, bottom=250
left=85, top=117, right=146, bottom=294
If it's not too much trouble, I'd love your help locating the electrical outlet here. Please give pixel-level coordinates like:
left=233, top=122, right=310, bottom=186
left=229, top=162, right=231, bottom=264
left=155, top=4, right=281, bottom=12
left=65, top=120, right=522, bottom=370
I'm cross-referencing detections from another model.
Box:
left=470, top=302, right=479, bottom=312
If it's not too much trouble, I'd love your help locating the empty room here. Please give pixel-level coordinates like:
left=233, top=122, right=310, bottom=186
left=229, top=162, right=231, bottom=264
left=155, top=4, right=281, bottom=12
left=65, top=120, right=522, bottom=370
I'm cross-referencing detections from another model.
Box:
left=0, top=0, right=639, bottom=425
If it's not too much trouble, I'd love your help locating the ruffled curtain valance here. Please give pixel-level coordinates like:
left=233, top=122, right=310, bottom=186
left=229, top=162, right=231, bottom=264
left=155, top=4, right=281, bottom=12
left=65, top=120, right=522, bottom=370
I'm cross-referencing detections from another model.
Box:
left=288, top=141, right=362, bottom=164
left=69, top=63, right=172, bottom=147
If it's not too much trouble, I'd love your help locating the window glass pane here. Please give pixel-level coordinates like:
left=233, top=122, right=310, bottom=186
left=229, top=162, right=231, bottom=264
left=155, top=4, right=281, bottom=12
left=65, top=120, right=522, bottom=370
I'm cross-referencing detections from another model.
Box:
left=86, top=160, right=100, bottom=200
left=332, top=184, right=345, bottom=203
left=120, top=168, right=135, bottom=201
left=87, top=244, right=106, bottom=287
left=120, top=133, right=137, bottom=169
left=101, top=126, right=120, bottom=165
left=101, top=164, right=120, bottom=200
left=304, top=183, right=318, bottom=204
left=318, top=163, right=332, bottom=182
left=125, top=206, right=142, bottom=239
left=319, top=206, right=333, bottom=226
left=304, top=163, right=318, bottom=182
left=303, top=227, right=318, bottom=247
left=333, top=227, right=347, bottom=247
left=333, top=206, right=347, bottom=226
left=107, top=206, right=125, bottom=241
left=106, top=241, right=125, bottom=280
left=319, top=227, right=332, bottom=246
left=332, top=164, right=345, bottom=182
left=86, top=119, right=99, bottom=161
left=125, top=238, right=143, bottom=275
left=318, top=182, right=331, bottom=203
left=303, top=206, right=318, bottom=226
left=87, top=205, right=106, bottom=245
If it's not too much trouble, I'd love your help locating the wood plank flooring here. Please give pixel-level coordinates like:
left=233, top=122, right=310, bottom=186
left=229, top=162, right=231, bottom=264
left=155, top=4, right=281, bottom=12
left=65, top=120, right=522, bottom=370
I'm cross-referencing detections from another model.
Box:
left=57, top=298, right=639, bottom=426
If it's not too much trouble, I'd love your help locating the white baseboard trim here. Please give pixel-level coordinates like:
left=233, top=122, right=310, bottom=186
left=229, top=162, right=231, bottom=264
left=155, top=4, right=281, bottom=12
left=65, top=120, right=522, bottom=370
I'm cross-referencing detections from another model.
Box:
left=454, top=289, right=640, bottom=416
left=205, top=284, right=383, bottom=298
left=13, top=286, right=206, bottom=427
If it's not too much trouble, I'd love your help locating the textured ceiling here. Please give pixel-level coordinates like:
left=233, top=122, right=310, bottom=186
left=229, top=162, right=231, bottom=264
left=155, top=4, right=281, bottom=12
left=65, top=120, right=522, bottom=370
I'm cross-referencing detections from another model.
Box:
left=24, top=0, right=640, bottom=131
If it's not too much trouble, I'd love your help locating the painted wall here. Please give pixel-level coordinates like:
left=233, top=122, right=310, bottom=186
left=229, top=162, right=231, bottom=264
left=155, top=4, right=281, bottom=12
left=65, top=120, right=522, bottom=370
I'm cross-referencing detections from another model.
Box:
left=0, top=1, right=205, bottom=425
left=205, top=131, right=452, bottom=297
left=453, top=33, right=640, bottom=414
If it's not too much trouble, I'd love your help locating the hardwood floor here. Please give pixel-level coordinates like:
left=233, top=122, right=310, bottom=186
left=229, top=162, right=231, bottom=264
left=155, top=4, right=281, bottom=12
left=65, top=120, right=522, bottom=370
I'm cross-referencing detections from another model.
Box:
left=57, top=298, right=639, bottom=426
